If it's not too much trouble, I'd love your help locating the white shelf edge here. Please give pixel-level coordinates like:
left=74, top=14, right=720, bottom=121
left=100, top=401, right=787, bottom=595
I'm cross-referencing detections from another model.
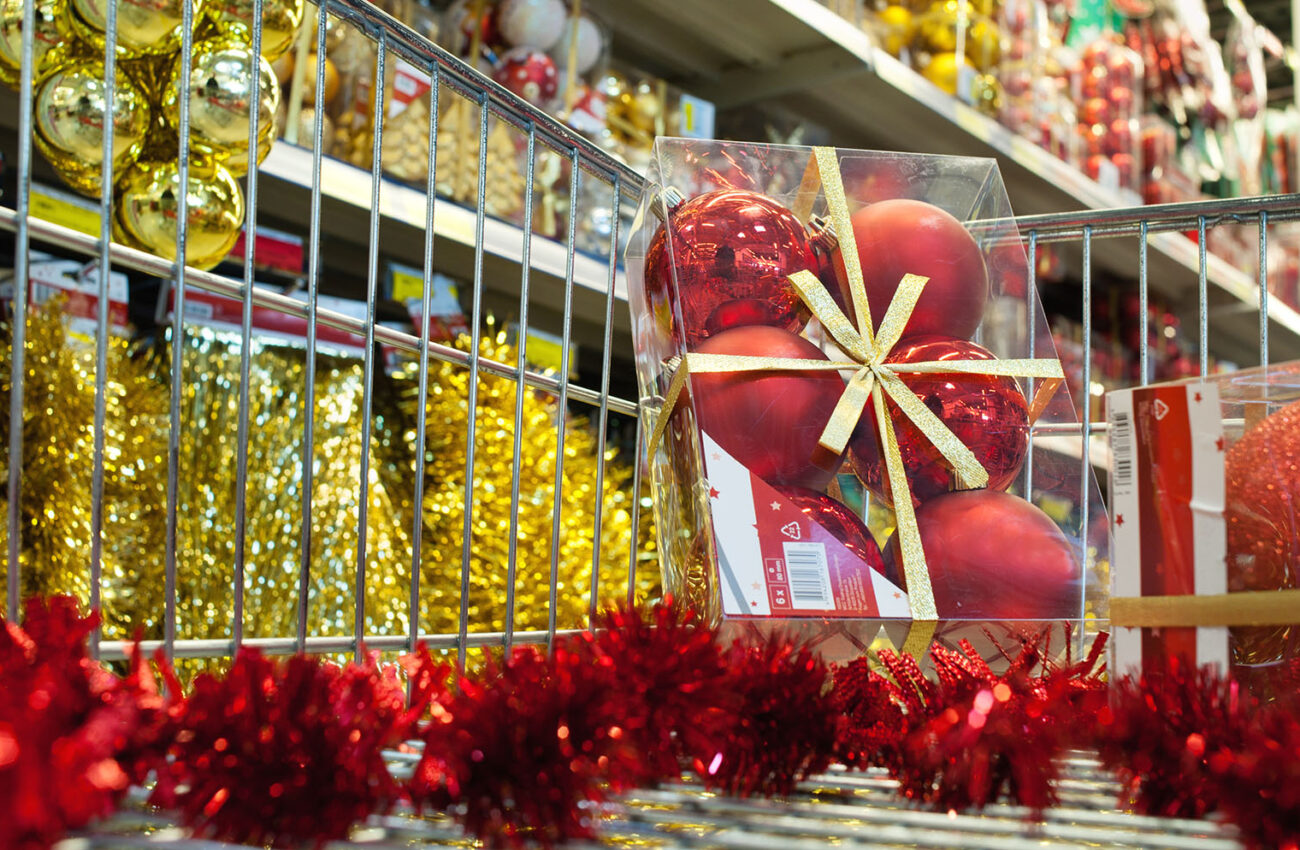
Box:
left=260, top=143, right=627, bottom=302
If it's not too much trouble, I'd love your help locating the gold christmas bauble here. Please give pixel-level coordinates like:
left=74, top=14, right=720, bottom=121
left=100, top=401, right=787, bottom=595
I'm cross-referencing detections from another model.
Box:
left=163, top=34, right=279, bottom=165
left=66, top=0, right=204, bottom=57
left=221, top=130, right=274, bottom=177
left=627, top=80, right=660, bottom=133
left=965, top=17, right=1001, bottom=71
left=0, top=0, right=68, bottom=89
left=915, top=0, right=974, bottom=54
left=875, top=5, right=914, bottom=57
left=921, top=51, right=974, bottom=95
left=117, top=157, right=244, bottom=271
left=300, top=54, right=338, bottom=106
left=206, top=0, right=304, bottom=61
left=34, top=57, right=150, bottom=196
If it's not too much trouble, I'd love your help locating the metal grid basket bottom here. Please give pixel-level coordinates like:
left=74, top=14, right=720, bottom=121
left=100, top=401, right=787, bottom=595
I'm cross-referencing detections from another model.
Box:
left=64, top=753, right=1241, bottom=849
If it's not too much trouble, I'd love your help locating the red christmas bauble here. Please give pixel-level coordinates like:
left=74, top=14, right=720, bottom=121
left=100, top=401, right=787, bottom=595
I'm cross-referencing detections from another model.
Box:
left=687, top=325, right=846, bottom=490
left=774, top=486, right=900, bottom=587
left=882, top=489, right=1079, bottom=619
left=1081, top=96, right=1111, bottom=126
left=492, top=47, right=559, bottom=107
left=849, top=199, right=989, bottom=341
left=848, top=336, right=1029, bottom=507
left=1225, top=399, right=1300, bottom=663
left=643, top=189, right=815, bottom=348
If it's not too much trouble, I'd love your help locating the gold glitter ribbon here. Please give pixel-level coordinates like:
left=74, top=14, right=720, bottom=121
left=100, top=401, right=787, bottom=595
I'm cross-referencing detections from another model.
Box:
left=1110, top=589, right=1300, bottom=628
left=646, top=146, right=1066, bottom=623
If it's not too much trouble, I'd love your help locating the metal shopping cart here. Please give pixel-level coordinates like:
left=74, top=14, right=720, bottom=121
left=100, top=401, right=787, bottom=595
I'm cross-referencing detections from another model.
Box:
left=2, top=0, right=1297, bottom=844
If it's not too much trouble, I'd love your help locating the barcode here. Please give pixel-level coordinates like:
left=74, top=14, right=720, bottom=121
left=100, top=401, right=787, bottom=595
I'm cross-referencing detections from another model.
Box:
left=1110, top=408, right=1133, bottom=492
left=782, top=542, right=834, bottom=610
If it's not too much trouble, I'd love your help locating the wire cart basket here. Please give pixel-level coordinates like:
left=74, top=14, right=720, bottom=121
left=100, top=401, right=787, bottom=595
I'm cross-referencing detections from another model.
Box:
left=1, top=0, right=1296, bottom=845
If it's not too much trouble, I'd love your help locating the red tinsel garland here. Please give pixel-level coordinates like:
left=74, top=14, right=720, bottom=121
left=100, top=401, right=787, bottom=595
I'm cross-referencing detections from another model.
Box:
left=152, top=646, right=446, bottom=848
left=0, top=597, right=167, bottom=850
left=9, top=593, right=1300, bottom=850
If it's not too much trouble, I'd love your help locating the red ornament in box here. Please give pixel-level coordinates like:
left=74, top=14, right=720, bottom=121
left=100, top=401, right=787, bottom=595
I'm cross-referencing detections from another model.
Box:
left=644, top=190, right=815, bottom=347
left=882, top=489, right=1078, bottom=619
left=1225, top=398, right=1300, bottom=663
left=849, top=198, right=989, bottom=341
left=493, top=47, right=559, bottom=107
left=687, top=325, right=845, bottom=491
left=848, top=336, right=1030, bottom=507
left=775, top=486, right=899, bottom=586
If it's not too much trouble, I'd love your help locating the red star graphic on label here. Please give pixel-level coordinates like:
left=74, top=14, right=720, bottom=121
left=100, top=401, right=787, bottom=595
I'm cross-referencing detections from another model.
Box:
left=1215, top=437, right=1225, bottom=451
left=770, top=501, right=781, bottom=511
left=1115, top=514, right=1124, bottom=526
left=709, top=486, right=720, bottom=499
left=1194, top=392, right=1202, bottom=402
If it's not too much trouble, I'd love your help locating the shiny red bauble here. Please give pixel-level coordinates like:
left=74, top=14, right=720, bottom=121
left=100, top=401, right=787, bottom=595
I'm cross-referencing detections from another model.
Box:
left=1225, top=399, right=1300, bottom=662
left=848, top=336, right=1029, bottom=507
left=688, top=325, right=846, bottom=491
left=492, top=47, right=559, bottom=107
left=775, top=486, right=899, bottom=587
left=849, top=198, right=988, bottom=341
left=643, top=189, right=815, bottom=348
left=882, top=490, right=1079, bottom=619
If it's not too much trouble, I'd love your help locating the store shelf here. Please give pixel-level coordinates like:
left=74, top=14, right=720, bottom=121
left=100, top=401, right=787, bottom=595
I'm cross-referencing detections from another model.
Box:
left=589, top=0, right=1300, bottom=364
left=255, top=143, right=632, bottom=353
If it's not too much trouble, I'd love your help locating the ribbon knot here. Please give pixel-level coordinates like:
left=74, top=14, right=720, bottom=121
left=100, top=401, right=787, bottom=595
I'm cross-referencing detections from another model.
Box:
left=643, top=146, right=1065, bottom=623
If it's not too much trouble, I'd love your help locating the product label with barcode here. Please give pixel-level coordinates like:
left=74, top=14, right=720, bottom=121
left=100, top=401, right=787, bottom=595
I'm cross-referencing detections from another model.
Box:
left=699, top=433, right=911, bottom=620
left=1108, top=383, right=1228, bottom=674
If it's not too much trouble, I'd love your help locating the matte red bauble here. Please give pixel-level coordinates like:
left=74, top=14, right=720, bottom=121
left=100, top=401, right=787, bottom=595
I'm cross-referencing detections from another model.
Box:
left=775, top=486, right=900, bottom=586
left=848, top=336, right=1029, bottom=507
left=643, top=189, right=815, bottom=347
left=1225, top=399, right=1300, bottom=663
left=849, top=198, right=989, bottom=341
left=882, top=490, right=1078, bottom=619
left=688, top=325, right=845, bottom=490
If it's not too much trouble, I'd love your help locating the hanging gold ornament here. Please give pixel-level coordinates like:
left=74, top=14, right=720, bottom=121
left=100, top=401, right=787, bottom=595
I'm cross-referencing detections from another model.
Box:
left=34, top=56, right=151, bottom=197
left=965, top=17, right=1002, bottom=71
left=874, top=5, right=914, bottom=58
left=206, top=0, right=304, bottom=62
left=0, top=301, right=171, bottom=640
left=0, top=0, right=68, bottom=89
left=921, top=50, right=974, bottom=96
left=117, top=157, right=244, bottom=271
left=65, top=0, right=205, bottom=58
left=163, top=34, right=279, bottom=168
left=390, top=326, right=655, bottom=638
left=915, top=0, right=974, bottom=54
left=221, top=130, right=275, bottom=178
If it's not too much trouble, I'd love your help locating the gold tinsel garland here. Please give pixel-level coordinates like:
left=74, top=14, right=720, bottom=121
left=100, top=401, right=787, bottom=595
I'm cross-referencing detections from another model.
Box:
left=2, top=304, right=655, bottom=645
left=392, top=325, right=656, bottom=638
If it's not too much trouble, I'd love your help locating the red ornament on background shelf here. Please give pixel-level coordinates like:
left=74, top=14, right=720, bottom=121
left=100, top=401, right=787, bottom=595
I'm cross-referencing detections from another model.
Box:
left=1225, top=399, right=1300, bottom=664
left=493, top=47, right=559, bottom=107
left=775, top=486, right=899, bottom=586
left=849, top=198, right=989, bottom=341
left=882, top=489, right=1078, bottom=619
left=643, top=189, right=815, bottom=347
left=687, top=325, right=846, bottom=491
left=848, top=336, right=1029, bottom=507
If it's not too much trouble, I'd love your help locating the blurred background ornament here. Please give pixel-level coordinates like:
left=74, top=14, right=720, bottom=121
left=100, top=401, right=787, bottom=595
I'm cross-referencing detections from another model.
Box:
left=116, top=157, right=244, bottom=271
left=205, top=0, right=304, bottom=61
left=34, top=57, right=150, bottom=196
left=497, top=0, right=567, bottom=51
left=164, top=34, right=279, bottom=168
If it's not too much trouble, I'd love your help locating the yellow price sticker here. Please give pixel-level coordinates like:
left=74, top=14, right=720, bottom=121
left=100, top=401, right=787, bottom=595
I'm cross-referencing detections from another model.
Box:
left=391, top=269, right=425, bottom=302
left=31, top=187, right=100, bottom=237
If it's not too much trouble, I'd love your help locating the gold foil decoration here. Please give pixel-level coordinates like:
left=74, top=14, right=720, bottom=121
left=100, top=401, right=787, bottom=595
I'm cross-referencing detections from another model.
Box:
left=0, top=302, right=170, bottom=638
left=645, top=147, right=1066, bottom=624
left=392, top=326, right=653, bottom=636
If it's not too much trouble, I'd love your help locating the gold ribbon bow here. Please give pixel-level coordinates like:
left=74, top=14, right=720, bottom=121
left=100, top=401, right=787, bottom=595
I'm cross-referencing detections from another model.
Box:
left=646, top=147, right=1065, bottom=623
